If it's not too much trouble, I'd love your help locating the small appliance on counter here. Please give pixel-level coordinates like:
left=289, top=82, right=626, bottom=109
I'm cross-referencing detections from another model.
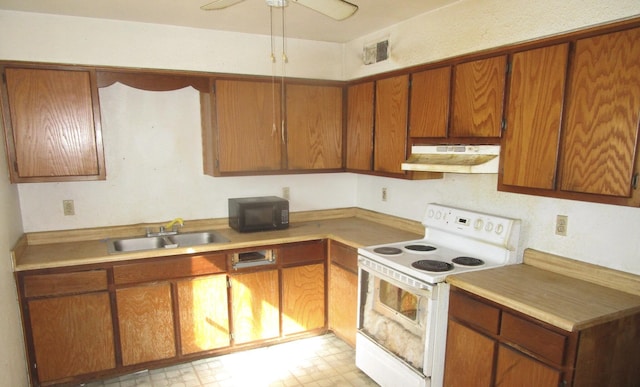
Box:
left=228, top=196, right=289, bottom=232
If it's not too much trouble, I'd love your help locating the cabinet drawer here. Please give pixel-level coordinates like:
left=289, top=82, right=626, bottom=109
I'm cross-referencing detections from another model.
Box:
left=449, top=290, right=500, bottom=334
left=330, top=241, right=357, bottom=273
left=280, top=240, right=326, bottom=266
left=114, top=253, right=226, bottom=285
left=23, top=270, right=108, bottom=298
left=501, top=312, right=567, bottom=365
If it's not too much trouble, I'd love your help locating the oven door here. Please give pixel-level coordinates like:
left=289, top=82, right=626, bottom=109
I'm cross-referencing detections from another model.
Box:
left=356, top=256, right=449, bottom=387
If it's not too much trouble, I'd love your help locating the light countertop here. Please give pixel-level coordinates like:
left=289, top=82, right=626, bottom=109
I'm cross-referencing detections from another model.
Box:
left=447, top=249, right=640, bottom=332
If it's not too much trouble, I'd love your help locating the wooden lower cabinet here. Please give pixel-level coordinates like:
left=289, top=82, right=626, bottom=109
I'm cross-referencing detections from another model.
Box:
left=328, top=241, right=358, bottom=346
left=230, top=269, right=280, bottom=344
left=495, top=345, right=561, bottom=387
left=282, top=263, right=325, bottom=335
left=443, top=319, right=494, bottom=387
left=444, top=287, right=640, bottom=386
left=116, top=283, right=176, bottom=366
left=28, top=292, right=115, bottom=383
left=177, top=274, right=230, bottom=354
left=17, top=241, right=331, bottom=386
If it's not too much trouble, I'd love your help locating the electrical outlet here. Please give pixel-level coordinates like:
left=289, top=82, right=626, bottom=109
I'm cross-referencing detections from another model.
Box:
left=381, top=187, right=388, bottom=202
left=282, top=187, right=290, bottom=200
left=63, top=200, right=75, bottom=216
left=555, top=215, right=568, bottom=236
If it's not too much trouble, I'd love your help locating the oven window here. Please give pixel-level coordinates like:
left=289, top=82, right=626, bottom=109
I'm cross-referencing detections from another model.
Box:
left=378, top=279, right=418, bottom=320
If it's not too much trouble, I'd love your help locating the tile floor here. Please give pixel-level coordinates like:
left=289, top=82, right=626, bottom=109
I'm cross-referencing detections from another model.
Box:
left=84, top=334, right=379, bottom=387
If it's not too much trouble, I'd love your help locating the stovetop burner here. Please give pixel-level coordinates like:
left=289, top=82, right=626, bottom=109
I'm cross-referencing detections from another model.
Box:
left=411, top=260, right=454, bottom=272
left=404, top=244, right=437, bottom=252
left=373, top=246, right=403, bottom=256
left=452, top=256, right=485, bottom=266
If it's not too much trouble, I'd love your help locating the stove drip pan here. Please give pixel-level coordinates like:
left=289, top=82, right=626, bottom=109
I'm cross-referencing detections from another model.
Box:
left=404, top=244, right=437, bottom=252
left=411, top=259, right=454, bottom=272
left=452, top=257, right=485, bottom=266
left=373, top=247, right=403, bottom=256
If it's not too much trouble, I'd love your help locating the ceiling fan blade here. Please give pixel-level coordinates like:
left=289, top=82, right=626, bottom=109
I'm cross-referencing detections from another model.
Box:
left=292, top=0, right=358, bottom=21
left=200, top=0, right=246, bottom=11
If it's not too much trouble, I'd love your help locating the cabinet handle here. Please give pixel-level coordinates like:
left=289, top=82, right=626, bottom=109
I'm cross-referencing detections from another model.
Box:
left=633, top=173, right=639, bottom=190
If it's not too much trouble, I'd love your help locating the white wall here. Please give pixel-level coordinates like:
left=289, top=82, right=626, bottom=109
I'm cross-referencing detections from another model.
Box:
left=0, top=108, right=28, bottom=384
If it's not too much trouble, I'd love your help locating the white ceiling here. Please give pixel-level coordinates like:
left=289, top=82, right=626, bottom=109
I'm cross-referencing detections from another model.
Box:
left=0, top=0, right=459, bottom=43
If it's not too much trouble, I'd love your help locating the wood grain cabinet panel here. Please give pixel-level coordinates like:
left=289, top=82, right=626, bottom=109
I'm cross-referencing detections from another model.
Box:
left=443, top=319, right=495, bottom=387
left=409, top=66, right=451, bottom=138
left=28, top=292, right=115, bottom=383
left=1, top=66, right=105, bottom=182
left=177, top=274, right=230, bottom=354
left=116, top=283, right=176, bottom=366
left=346, top=81, right=374, bottom=171
left=286, top=83, right=343, bottom=170
left=501, top=43, right=569, bottom=190
left=451, top=55, right=506, bottom=138
left=282, top=263, right=325, bottom=335
left=230, top=270, right=280, bottom=344
left=375, top=75, right=409, bottom=175
left=214, top=79, right=283, bottom=173
left=560, top=27, right=640, bottom=198
left=328, top=263, right=357, bottom=346
left=495, top=345, right=562, bottom=387
left=23, top=269, right=108, bottom=298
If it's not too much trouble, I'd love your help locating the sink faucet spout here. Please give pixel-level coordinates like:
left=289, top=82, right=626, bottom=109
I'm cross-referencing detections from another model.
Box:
left=165, top=218, right=184, bottom=231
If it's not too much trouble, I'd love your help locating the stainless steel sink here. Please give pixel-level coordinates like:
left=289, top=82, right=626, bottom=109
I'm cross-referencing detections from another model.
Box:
left=106, top=231, right=229, bottom=254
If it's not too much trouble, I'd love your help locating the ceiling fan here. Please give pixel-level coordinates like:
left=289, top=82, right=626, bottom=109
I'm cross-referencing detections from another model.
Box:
left=200, top=0, right=359, bottom=21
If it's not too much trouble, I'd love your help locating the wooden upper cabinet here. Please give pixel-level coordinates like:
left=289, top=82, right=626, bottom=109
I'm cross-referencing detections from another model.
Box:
left=286, top=83, right=343, bottom=170
left=346, top=81, right=374, bottom=171
left=501, top=44, right=569, bottom=190
left=375, top=74, right=409, bottom=174
left=1, top=66, right=105, bottom=183
left=451, top=55, right=507, bottom=138
left=409, top=66, right=451, bottom=138
left=215, top=79, right=283, bottom=173
left=560, top=27, right=640, bottom=199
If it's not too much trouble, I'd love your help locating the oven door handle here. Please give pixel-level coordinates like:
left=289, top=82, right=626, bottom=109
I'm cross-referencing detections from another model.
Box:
left=359, top=257, right=434, bottom=297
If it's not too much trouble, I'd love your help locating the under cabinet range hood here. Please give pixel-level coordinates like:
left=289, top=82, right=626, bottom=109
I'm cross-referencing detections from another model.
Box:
left=402, top=145, right=500, bottom=174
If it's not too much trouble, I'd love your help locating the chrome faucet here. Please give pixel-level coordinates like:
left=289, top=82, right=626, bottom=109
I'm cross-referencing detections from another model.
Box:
left=146, top=218, right=184, bottom=237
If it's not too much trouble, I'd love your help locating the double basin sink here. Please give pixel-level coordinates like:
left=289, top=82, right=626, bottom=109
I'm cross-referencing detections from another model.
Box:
left=106, top=231, right=229, bottom=254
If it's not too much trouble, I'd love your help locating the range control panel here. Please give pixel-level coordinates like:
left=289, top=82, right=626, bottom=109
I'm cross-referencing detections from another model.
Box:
left=422, top=203, right=520, bottom=248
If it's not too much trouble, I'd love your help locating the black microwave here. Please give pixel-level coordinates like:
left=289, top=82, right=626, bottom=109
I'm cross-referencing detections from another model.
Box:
left=228, top=196, right=289, bottom=232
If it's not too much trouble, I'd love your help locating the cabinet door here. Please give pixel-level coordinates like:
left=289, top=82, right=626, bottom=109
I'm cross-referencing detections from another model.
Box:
left=443, top=319, right=495, bottom=387
left=282, top=263, right=325, bottom=335
left=346, top=82, right=374, bottom=171
left=451, top=55, right=506, bottom=138
left=2, top=67, right=105, bottom=182
left=28, top=292, right=115, bottom=383
left=177, top=274, right=230, bottom=355
left=495, top=345, right=562, bottom=387
left=375, top=75, right=409, bottom=174
left=409, top=66, right=451, bottom=138
left=230, top=270, right=280, bottom=344
left=329, top=264, right=357, bottom=346
left=560, top=27, right=640, bottom=198
left=215, top=79, right=283, bottom=173
left=501, top=44, right=569, bottom=189
left=116, top=283, right=176, bottom=365
left=286, top=83, right=343, bottom=170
